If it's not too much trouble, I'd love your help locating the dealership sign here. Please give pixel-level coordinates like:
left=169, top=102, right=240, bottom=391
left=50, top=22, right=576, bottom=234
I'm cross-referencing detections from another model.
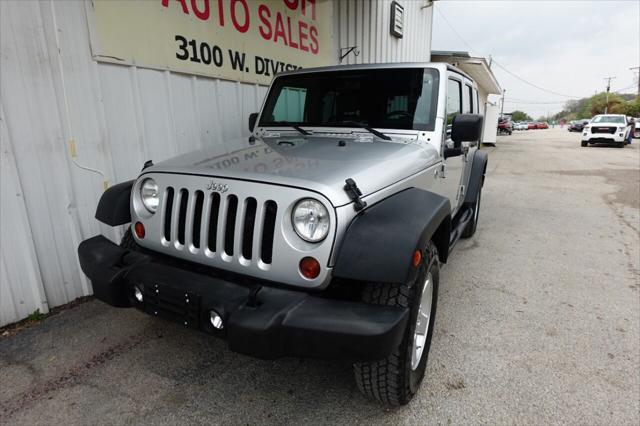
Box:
left=87, top=0, right=334, bottom=84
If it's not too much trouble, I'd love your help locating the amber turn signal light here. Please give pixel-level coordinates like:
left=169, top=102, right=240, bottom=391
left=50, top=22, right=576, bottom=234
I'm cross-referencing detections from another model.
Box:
left=134, top=221, right=145, bottom=239
left=412, top=250, right=422, bottom=267
left=299, top=257, right=320, bottom=279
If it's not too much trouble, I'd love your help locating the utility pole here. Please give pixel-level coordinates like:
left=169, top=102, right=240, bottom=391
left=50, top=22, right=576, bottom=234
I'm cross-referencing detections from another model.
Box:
left=500, top=89, right=505, bottom=117
left=630, top=66, right=640, bottom=97
left=603, top=76, right=616, bottom=114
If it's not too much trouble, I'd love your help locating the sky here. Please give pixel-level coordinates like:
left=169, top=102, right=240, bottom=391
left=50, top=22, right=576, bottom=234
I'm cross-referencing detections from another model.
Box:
left=431, top=0, right=640, bottom=118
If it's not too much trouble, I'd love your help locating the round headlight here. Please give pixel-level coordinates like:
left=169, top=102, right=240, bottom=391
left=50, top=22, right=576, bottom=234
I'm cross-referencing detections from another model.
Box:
left=292, top=199, right=330, bottom=243
left=140, top=178, right=159, bottom=213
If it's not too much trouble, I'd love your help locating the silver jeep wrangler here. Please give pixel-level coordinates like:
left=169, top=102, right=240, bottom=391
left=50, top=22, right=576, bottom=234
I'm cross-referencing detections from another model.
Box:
left=78, top=62, right=487, bottom=406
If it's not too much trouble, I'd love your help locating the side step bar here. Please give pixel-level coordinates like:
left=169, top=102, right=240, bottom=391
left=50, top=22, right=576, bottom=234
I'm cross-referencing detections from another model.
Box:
left=449, top=206, right=473, bottom=252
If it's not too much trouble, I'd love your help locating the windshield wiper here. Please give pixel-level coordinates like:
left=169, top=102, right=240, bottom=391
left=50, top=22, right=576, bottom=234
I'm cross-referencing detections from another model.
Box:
left=264, top=121, right=310, bottom=136
left=328, top=120, right=392, bottom=141
left=291, top=124, right=311, bottom=136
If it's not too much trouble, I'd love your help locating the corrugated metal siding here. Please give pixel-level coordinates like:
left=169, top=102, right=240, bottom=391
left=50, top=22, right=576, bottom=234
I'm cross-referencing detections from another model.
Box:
left=0, top=0, right=267, bottom=326
left=1, top=103, right=50, bottom=324
left=335, top=0, right=433, bottom=65
left=0, top=0, right=432, bottom=326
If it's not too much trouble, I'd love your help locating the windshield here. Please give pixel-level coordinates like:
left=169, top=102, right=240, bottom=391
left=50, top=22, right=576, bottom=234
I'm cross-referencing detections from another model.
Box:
left=259, top=68, right=440, bottom=131
left=592, top=115, right=625, bottom=124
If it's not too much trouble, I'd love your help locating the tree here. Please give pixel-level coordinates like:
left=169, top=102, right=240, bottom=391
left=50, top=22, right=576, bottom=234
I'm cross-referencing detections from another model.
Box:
left=510, top=110, right=532, bottom=122
left=610, top=97, right=640, bottom=117
left=582, top=92, right=625, bottom=116
left=625, top=98, right=640, bottom=117
left=547, top=92, right=637, bottom=123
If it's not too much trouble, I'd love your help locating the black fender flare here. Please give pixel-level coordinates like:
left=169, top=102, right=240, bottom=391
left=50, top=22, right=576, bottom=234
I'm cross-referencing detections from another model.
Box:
left=464, top=150, right=488, bottom=205
left=332, top=188, right=451, bottom=285
left=95, top=180, right=134, bottom=226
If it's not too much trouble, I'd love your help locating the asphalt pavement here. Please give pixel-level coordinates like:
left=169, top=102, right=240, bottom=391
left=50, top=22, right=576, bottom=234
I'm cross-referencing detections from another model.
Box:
left=1, top=128, right=638, bottom=425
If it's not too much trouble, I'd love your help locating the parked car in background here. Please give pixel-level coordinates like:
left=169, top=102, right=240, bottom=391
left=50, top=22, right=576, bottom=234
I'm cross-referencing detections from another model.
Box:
left=537, top=122, right=549, bottom=129
left=634, top=119, right=640, bottom=139
left=581, top=114, right=630, bottom=147
left=514, top=122, right=528, bottom=130
left=528, top=122, right=538, bottom=130
left=568, top=120, right=588, bottom=132
left=498, top=117, right=513, bottom=135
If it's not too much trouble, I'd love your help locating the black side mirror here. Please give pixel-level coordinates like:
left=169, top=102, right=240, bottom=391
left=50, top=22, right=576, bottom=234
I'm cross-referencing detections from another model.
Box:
left=248, top=112, right=259, bottom=132
left=451, top=114, right=484, bottom=148
left=445, top=114, right=483, bottom=159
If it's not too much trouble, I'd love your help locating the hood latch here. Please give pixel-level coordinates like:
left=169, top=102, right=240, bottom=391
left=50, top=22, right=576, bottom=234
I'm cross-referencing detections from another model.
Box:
left=344, top=178, right=367, bottom=212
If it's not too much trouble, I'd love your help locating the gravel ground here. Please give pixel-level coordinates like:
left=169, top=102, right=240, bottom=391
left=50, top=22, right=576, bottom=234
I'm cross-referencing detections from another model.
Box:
left=1, top=128, right=639, bottom=425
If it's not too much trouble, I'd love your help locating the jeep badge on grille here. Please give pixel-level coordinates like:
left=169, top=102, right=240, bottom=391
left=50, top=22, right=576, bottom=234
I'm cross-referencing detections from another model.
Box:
left=206, top=181, right=229, bottom=193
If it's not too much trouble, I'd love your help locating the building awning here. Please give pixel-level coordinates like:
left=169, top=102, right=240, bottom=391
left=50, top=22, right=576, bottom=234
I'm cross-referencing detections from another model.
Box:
left=431, top=51, right=502, bottom=95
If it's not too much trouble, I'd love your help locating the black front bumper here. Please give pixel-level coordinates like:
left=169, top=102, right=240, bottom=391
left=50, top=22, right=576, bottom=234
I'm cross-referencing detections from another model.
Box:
left=78, top=236, right=409, bottom=361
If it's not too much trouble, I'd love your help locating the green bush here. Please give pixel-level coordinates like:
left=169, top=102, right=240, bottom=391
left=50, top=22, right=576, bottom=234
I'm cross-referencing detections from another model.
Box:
left=511, top=110, right=532, bottom=122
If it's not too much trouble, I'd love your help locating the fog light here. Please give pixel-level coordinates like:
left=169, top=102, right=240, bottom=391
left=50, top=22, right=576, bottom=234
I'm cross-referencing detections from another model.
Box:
left=134, top=286, right=143, bottom=303
left=299, top=257, right=321, bottom=279
left=210, top=311, right=224, bottom=329
left=134, top=222, right=145, bottom=239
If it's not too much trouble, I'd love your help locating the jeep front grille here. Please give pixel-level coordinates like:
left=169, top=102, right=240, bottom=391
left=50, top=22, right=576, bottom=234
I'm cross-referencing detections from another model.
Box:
left=132, top=173, right=336, bottom=288
left=162, top=186, right=277, bottom=265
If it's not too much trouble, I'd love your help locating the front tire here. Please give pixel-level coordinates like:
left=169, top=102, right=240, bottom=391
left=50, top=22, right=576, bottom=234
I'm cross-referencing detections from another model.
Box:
left=353, top=242, right=439, bottom=406
left=581, top=141, right=588, bottom=147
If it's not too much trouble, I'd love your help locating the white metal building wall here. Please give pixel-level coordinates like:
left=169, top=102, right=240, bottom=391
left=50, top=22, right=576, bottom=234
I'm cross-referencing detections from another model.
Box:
left=334, top=0, right=433, bottom=64
left=0, top=0, right=268, bottom=325
left=0, top=0, right=433, bottom=326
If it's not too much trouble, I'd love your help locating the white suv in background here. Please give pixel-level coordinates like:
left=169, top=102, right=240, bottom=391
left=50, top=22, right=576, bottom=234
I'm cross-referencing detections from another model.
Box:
left=581, top=114, right=631, bottom=148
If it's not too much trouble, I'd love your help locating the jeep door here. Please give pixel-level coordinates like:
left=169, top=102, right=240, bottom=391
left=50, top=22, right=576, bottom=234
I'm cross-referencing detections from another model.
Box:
left=441, top=74, right=468, bottom=214
left=459, top=81, right=481, bottom=203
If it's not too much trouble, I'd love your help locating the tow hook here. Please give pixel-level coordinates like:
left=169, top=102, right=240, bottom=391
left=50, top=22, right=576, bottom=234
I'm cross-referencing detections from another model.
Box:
left=246, top=286, right=262, bottom=308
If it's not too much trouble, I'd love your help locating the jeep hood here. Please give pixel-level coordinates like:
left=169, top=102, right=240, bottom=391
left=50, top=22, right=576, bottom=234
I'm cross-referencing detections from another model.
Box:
left=144, top=135, right=439, bottom=207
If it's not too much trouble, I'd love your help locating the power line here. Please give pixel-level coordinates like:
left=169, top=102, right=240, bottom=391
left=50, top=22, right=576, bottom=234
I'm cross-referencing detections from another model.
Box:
left=505, top=97, right=566, bottom=102
left=434, top=7, right=476, bottom=54
left=506, top=84, right=637, bottom=102
left=505, top=107, right=557, bottom=112
left=629, top=66, right=639, bottom=96
left=603, top=76, right=616, bottom=114
left=612, top=82, right=637, bottom=94
left=435, top=6, right=582, bottom=99
left=490, top=60, right=581, bottom=98
left=504, top=99, right=567, bottom=105
left=603, top=76, right=617, bottom=91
